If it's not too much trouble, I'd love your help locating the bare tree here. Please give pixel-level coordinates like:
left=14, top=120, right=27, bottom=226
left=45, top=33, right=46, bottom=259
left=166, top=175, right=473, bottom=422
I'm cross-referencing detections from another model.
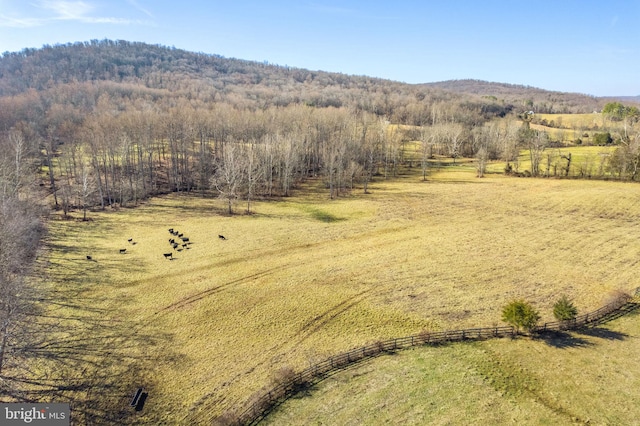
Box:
left=78, top=157, right=95, bottom=221
left=419, top=127, right=435, bottom=181
left=476, top=147, right=488, bottom=178
left=243, top=141, right=261, bottom=214
left=528, top=130, right=548, bottom=177
left=443, top=122, right=465, bottom=164
left=212, top=140, right=244, bottom=214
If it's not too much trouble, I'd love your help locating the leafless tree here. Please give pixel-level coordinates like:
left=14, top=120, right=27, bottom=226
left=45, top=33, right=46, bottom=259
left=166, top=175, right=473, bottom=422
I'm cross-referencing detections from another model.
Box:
left=212, top=140, right=244, bottom=214
left=476, top=147, right=488, bottom=178
left=419, top=127, right=435, bottom=181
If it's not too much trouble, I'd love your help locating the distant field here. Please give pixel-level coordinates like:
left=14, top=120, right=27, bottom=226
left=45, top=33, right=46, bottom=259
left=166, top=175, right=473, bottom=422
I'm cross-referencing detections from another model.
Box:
left=35, top=164, right=640, bottom=424
left=484, top=145, right=616, bottom=178
left=534, top=113, right=604, bottom=130
left=531, top=113, right=610, bottom=143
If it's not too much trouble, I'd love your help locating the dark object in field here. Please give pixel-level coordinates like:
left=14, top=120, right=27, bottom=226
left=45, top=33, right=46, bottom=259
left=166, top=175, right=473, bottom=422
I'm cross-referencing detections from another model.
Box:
left=171, top=242, right=178, bottom=249
left=169, top=238, right=175, bottom=244
left=130, top=388, right=143, bottom=406
left=119, top=248, right=126, bottom=254
left=134, top=392, right=147, bottom=411
left=181, top=237, right=189, bottom=243
left=135, top=392, right=149, bottom=411
left=86, top=255, right=93, bottom=260
left=168, top=228, right=174, bottom=233
left=218, top=235, right=226, bottom=240
left=178, top=233, right=184, bottom=238
left=128, top=238, right=133, bottom=243
left=163, top=253, right=173, bottom=259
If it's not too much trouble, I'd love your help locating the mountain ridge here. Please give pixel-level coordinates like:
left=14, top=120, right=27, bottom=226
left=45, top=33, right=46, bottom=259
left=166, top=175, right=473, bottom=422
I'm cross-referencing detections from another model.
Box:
left=0, top=40, right=629, bottom=115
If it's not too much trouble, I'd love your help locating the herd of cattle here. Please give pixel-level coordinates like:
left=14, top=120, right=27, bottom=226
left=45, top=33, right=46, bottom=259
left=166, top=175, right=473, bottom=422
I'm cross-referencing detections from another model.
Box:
left=163, top=228, right=191, bottom=260
left=85, top=228, right=227, bottom=261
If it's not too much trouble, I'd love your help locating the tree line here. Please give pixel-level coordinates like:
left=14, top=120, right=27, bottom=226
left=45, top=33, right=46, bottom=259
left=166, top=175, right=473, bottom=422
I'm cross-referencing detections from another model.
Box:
left=0, top=128, right=46, bottom=385
left=2, top=42, right=640, bottom=218
left=0, top=42, right=542, bottom=215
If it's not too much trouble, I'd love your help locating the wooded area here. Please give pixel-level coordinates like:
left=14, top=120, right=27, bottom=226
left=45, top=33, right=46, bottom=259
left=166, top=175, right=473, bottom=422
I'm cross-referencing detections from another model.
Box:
left=2, top=40, right=638, bottom=219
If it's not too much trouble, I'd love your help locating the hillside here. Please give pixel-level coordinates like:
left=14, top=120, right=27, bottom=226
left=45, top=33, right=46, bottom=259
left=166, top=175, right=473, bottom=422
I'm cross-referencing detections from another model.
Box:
left=0, top=40, right=605, bottom=119
left=424, top=79, right=604, bottom=113
left=0, top=40, right=463, bottom=121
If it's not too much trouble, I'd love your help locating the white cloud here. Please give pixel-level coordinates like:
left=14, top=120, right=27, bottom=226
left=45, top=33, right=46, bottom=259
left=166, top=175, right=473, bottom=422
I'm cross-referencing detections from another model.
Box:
left=0, top=13, right=41, bottom=27
left=0, top=0, right=153, bottom=27
left=37, top=0, right=95, bottom=20
left=127, top=0, right=153, bottom=18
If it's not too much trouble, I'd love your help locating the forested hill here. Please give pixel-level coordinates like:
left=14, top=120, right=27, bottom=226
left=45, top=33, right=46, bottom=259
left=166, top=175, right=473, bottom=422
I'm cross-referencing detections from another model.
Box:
left=425, top=79, right=604, bottom=113
left=0, top=39, right=604, bottom=118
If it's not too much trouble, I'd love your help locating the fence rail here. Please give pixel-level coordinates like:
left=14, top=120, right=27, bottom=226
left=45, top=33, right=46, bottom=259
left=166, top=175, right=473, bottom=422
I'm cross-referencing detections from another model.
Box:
left=223, top=291, right=637, bottom=425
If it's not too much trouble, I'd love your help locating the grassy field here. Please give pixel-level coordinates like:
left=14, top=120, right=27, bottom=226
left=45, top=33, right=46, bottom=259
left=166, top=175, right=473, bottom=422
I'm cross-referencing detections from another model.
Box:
left=264, top=310, right=640, bottom=425
left=534, top=113, right=604, bottom=130
left=485, top=145, right=616, bottom=178
left=530, top=113, right=616, bottom=143
left=32, top=163, right=640, bottom=424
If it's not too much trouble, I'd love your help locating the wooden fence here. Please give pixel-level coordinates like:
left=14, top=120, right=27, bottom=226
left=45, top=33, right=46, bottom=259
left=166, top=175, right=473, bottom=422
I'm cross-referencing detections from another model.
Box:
left=221, top=290, right=638, bottom=426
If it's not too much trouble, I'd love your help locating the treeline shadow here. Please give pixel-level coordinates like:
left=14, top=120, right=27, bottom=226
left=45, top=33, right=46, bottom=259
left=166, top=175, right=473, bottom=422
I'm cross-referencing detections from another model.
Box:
left=2, top=240, right=180, bottom=425
left=536, top=327, right=629, bottom=349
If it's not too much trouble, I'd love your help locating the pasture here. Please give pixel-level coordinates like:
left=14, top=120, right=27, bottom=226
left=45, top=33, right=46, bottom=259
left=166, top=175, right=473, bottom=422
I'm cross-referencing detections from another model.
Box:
left=530, top=112, right=621, bottom=144
left=534, top=113, right=604, bottom=131
left=37, top=164, right=640, bottom=424
left=485, top=145, right=616, bottom=178
left=264, top=310, right=640, bottom=425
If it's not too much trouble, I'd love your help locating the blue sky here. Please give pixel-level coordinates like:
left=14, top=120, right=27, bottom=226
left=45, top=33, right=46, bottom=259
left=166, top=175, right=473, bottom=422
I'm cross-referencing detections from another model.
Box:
left=1, top=0, right=638, bottom=96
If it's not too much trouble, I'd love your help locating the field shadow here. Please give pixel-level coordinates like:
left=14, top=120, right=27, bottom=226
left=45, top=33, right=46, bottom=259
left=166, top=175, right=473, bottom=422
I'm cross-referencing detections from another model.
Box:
left=536, top=326, right=629, bottom=349
left=575, top=327, right=629, bottom=341
left=1, top=281, right=178, bottom=425
left=535, top=330, right=594, bottom=349
left=2, top=230, right=181, bottom=425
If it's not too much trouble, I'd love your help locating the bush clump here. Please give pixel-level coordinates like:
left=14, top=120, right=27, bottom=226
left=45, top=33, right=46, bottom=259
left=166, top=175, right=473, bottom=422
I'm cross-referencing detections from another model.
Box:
left=502, top=299, right=540, bottom=333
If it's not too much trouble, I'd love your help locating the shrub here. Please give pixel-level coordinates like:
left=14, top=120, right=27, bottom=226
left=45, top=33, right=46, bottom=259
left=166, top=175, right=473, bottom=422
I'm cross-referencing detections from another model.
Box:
left=605, top=289, right=631, bottom=306
left=593, top=132, right=613, bottom=145
left=504, top=163, right=513, bottom=175
left=271, top=365, right=297, bottom=387
left=553, top=295, right=578, bottom=322
left=502, top=300, right=540, bottom=333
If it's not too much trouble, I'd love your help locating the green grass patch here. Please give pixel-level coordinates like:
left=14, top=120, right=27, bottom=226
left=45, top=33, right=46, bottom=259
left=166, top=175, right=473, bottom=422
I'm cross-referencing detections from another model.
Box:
left=266, top=311, right=640, bottom=425
left=303, top=206, right=345, bottom=223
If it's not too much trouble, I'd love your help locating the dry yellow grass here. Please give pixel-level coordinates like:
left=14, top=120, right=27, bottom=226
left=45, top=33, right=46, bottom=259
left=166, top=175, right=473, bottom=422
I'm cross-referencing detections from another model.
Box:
left=534, top=113, right=604, bottom=130
left=530, top=113, right=614, bottom=142
left=36, top=165, right=640, bottom=424
left=484, top=145, right=616, bottom=179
